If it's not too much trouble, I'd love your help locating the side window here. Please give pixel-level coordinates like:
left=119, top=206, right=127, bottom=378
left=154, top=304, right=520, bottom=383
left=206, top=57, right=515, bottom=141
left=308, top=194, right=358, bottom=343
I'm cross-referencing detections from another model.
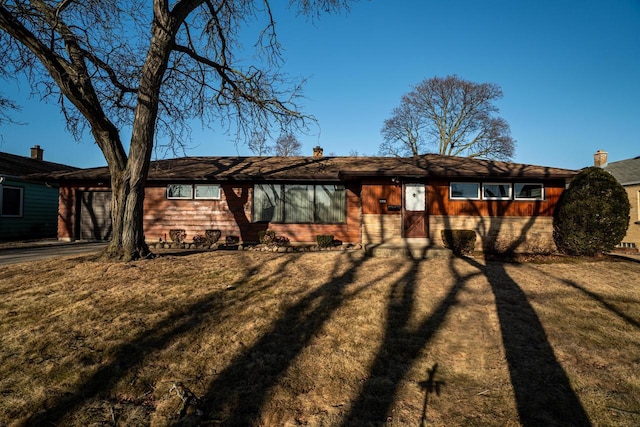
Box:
left=194, top=185, right=221, bottom=200
left=450, top=182, right=480, bottom=200
left=1, top=186, right=23, bottom=217
left=514, top=183, right=544, bottom=200
left=482, top=183, right=512, bottom=200
left=166, top=184, right=193, bottom=199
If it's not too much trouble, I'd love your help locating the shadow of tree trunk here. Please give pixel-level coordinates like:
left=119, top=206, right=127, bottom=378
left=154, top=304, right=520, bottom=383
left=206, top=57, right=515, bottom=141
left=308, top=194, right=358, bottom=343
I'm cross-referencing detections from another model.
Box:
left=477, top=258, right=592, bottom=426
left=191, top=251, right=377, bottom=426
left=342, top=257, right=482, bottom=425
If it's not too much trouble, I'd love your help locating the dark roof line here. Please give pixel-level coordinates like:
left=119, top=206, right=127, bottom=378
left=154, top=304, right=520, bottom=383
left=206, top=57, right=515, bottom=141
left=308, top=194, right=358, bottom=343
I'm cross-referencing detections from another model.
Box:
left=0, top=151, right=79, bottom=176
left=34, top=154, right=578, bottom=182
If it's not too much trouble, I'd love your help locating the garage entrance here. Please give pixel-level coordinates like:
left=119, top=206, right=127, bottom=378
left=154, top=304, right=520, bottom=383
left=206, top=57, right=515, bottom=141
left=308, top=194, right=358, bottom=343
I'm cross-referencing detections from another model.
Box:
left=78, top=191, right=112, bottom=240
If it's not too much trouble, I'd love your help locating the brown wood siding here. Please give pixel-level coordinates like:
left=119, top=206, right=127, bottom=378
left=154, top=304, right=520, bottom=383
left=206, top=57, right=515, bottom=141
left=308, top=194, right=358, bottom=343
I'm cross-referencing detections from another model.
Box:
left=143, top=184, right=253, bottom=242
left=362, top=180, right=402, bottom=215
left=58, top=186, right=75, bottom=240
left=428, top=179, right=565, bottom=217
left=143, top=182, right=361, bottom=244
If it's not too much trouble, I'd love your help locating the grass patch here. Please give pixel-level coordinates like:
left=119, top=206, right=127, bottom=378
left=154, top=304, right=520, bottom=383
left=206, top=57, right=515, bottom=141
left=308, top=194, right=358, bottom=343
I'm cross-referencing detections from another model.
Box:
left=0, top=251, right=639, bottom=425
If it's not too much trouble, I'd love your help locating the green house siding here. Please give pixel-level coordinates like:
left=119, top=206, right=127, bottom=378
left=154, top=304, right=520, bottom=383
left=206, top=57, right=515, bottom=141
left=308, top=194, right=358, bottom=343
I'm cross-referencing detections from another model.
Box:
left=0, top=178, right=59, bottom=240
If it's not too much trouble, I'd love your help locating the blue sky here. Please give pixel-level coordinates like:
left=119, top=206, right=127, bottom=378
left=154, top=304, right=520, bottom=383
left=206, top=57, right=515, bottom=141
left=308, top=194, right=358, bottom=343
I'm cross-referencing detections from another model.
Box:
left=1, top=0, right=639, bottom=170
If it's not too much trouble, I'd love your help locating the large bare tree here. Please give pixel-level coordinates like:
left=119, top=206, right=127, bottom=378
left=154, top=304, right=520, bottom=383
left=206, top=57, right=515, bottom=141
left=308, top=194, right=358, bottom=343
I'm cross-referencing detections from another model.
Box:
left=380, top=75, right=515, bottom=160
left=0, top=0, right=350, bottom=261
left=247, top=131, right=272, bottom=156
left=273, top=132, right=301, bottom=156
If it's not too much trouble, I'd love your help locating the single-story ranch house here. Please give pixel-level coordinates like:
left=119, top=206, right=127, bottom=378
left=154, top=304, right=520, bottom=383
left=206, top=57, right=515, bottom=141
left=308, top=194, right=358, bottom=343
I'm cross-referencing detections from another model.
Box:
left=43, top=149, right=577, bottom=252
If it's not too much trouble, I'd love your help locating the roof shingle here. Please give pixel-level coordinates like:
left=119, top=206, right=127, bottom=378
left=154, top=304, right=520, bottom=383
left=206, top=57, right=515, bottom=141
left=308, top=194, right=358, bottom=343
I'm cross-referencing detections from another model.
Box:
left=603, top=156, right=640, bottom=185
left=0, top=151, right=78, bottom=177
left=39, top=154, right=577, bottom=182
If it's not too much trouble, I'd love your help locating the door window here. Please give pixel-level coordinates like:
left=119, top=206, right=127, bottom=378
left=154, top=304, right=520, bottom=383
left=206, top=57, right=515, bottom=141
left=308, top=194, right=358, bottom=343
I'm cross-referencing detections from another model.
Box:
left=405, top=184, right=425, bottom=211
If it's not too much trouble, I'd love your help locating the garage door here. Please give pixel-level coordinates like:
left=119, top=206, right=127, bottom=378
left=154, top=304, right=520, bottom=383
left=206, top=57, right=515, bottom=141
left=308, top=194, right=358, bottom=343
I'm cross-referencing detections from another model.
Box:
left=79, top=191, right=112, bottom=240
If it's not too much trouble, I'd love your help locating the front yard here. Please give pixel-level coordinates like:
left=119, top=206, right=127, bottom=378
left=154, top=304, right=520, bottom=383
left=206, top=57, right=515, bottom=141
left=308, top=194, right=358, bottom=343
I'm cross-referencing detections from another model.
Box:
left=1, top=250, right=638, bottom=426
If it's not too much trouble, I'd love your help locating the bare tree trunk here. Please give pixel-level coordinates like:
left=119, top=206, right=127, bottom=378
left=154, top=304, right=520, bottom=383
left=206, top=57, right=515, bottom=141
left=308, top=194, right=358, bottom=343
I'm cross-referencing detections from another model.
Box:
left=101, top=169, right=150, bottom=261
left=100, top=13, right=177, bottom=261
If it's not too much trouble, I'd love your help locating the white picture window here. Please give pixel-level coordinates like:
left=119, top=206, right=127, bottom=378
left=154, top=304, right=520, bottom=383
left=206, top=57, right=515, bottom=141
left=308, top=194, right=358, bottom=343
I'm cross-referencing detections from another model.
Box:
left=514, top=183, right=544, bottom=200
left=166, top=184, right=193, bottom=199
left=195, top=184, right=221, bottom=200
left=482, top=183, right=512, bottom=200
left=450, top=182, right=480, bottom=200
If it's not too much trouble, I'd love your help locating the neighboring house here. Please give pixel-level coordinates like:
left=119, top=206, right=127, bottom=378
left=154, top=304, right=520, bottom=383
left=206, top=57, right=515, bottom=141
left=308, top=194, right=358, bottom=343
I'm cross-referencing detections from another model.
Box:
left=45, top=148, right=576, bottom=252
left=595, top=150, right=640, bottom=252
left=0, top=145, right=78, bottom=240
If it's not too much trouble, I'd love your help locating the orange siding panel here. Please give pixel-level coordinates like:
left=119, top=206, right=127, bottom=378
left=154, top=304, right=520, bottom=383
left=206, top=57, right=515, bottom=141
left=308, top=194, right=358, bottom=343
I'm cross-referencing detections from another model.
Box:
left=428, top=179, right=564, bottom=217
left=362, top=180, right=402, bottom=214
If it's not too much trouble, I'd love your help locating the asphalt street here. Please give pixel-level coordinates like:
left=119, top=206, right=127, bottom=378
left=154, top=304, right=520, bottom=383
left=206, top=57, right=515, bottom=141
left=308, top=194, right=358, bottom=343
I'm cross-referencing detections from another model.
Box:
left=0, top=242, right=107, bottom=266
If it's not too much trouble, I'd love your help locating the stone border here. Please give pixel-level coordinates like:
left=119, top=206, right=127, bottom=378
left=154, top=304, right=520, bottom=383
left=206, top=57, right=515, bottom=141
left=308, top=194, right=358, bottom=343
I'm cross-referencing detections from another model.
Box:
left=150, top=242, right=363, bottom=253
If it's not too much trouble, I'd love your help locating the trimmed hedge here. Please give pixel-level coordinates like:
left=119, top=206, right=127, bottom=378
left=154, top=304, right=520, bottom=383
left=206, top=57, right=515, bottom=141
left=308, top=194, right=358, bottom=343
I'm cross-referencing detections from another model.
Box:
left=316, top=235, right=334, bottom=248
left=553, top=167, right=630, bottom=256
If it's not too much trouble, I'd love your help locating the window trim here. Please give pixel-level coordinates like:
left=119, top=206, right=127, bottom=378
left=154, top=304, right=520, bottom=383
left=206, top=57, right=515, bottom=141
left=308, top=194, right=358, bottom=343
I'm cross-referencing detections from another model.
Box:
left=252, top=183, right=347, bottom=224
left=166, top=184, right=193, bottom=200
left=1, top=185, right=24, bottom=217
left=514, top=183, right=545, bottom=201
left=194, top=184, right=221, bottom=200
left=449, top=182, right=481, bottom=200
left=166, top=184, right=222, bottom=200
left=482, top=182, right=512, bottom=200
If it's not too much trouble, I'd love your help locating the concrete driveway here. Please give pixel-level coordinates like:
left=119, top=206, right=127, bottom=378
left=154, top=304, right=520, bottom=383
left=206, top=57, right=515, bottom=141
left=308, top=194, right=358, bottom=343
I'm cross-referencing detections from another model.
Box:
left=0, top=241, right=107, bottom=266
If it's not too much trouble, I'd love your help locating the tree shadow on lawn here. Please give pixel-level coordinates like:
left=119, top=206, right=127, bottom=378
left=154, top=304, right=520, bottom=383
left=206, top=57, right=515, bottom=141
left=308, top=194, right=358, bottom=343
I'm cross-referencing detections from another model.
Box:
left=342, top=253, right=482, bottom=425
left=557, top=276, right=640, bottom=330
left=471, top=257, right=592, bottom=426
left=189, top=250, right=386, bottom=425
left=23, top=253, right=295, bottom=426
left=341, top=250, right=592, bottom=426
left=343, top=181, right=592, bottom=426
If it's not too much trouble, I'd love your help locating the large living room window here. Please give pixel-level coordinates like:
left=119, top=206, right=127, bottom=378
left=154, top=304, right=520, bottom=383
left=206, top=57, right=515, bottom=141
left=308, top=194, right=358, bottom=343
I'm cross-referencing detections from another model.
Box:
left=253, top=184, right=346, bottom=223
left=0, top=185, right=23, bottom=217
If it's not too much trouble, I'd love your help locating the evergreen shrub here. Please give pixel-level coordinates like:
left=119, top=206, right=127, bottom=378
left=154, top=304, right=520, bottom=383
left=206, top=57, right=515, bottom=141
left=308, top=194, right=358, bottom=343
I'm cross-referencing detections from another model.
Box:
left=553, top=167, right=630, bottom=256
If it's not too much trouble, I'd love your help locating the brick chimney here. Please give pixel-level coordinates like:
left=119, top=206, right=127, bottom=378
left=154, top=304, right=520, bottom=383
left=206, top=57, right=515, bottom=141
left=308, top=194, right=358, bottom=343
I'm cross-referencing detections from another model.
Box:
left=313, top=146, right=323, bottom=157
left=30, top=145, right=44, bottom=161
left=594, top=149, right=608, bottom=167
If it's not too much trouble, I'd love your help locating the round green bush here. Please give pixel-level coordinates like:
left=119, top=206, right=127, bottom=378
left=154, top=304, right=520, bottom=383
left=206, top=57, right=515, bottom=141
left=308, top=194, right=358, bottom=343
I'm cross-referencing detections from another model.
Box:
left=553, top=167, right=630, bottom=256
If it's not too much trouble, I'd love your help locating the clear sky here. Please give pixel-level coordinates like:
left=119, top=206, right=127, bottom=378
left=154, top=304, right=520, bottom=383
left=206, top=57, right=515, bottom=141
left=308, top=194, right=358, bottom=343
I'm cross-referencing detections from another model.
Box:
left=1, top=0, right=639, bottom=170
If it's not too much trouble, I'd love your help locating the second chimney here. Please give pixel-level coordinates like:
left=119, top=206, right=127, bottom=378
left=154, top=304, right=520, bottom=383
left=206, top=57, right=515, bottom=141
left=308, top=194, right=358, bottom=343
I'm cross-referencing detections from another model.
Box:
left=594, top=149, right=608, bottom=167
left=313, top=146, right=323, bottom=157
left=31, top=145, right=44, bottom=161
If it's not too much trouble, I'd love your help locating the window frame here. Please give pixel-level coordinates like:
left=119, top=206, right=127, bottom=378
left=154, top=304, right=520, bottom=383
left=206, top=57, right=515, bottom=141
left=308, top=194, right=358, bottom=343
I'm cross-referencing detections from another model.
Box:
left=252, top=183, right=347, bottom=224
left=194, top=184, right=221, bottom=200
left=166, top=184, right=193, bottom=200
left=449, top=182, right=481, bottom=200
left=514, top=183, right=545, bottom=201
left=482, top=182, right=512, bottom=201
left=1, top=185, right=24, bottom=217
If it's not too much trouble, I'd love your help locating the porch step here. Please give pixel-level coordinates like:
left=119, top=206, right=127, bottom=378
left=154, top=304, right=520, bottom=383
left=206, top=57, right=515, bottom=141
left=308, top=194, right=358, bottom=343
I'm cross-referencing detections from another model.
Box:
left=364, top=239, right=452, bottom=259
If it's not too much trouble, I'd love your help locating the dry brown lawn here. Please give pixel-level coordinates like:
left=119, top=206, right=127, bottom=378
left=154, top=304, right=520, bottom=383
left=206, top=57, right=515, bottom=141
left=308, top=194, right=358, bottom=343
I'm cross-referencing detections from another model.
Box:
left=0, top=249, right=639, bottom=426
